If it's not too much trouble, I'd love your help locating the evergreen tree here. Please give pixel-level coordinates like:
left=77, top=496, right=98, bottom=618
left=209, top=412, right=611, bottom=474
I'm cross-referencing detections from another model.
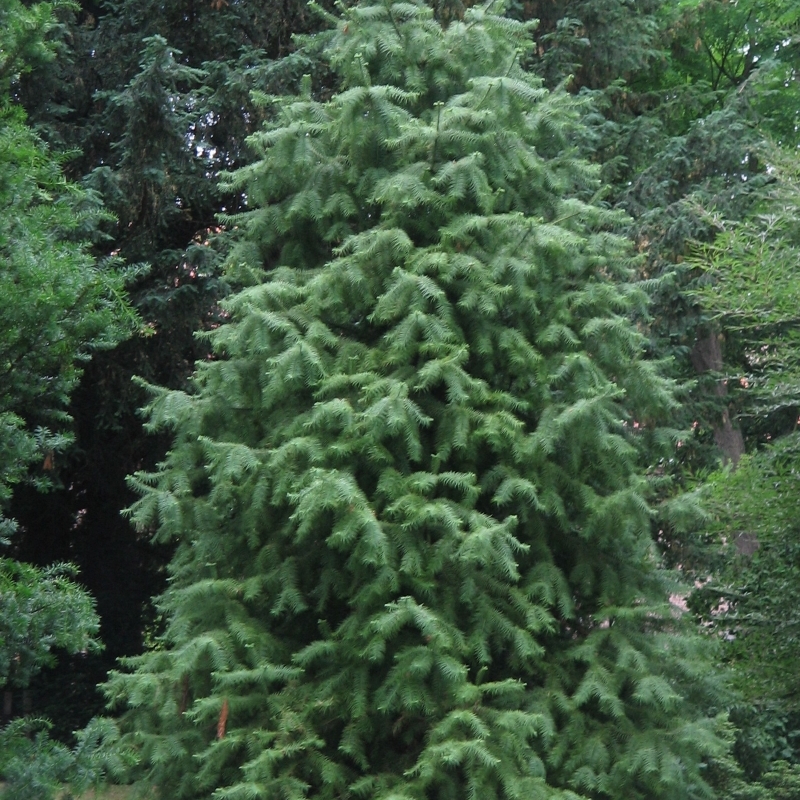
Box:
left=108, top=2, right=724, bottom=798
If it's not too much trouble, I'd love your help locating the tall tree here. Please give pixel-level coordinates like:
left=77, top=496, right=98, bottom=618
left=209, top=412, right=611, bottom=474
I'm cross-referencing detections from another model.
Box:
left=108, top=2, right=724, bottom=798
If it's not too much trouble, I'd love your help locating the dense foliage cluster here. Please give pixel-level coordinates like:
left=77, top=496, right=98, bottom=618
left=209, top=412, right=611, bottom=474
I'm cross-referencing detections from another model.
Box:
left=106, top=4, right=724, bottom=798
left=3, top=0, right=800, bottom=797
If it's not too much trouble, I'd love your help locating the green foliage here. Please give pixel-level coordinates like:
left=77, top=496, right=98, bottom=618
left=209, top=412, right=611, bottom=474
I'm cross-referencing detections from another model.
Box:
left=0, top=0, right=64, bottom=91
left=0, top=716, right=130, bottom=800
left=0, top=99, right=139, bottom=532
left=689, top=145, right=800, bottom=438
left=0, top=559, right=115, bottom=800
left=0, top=558, right=101, bottom=689
left=703, top=716, right=800, bottom=800
left=568, top=0, right=800, bottom=477
left=685, top=433, right=800, bottom=782
left=108, top=3, right=725, bottom=799
left=0, top=105, right=136, bottom=385
left=2, top=0, right=332, bottom=739
left=519, top=0, right=664, bottom=90
left=666, top=8, right=800, bottom=786
left=0, top=8, right=136, bottom=796
left=87, top=35, right=206, bottom=262
left=0, top=718, right=74, bottom=800
left=755, top=761, right=800, bottom=799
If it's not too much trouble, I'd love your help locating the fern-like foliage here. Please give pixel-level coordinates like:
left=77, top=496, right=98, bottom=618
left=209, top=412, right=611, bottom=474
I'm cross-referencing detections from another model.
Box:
left=109, top=2, right=724, bottom=798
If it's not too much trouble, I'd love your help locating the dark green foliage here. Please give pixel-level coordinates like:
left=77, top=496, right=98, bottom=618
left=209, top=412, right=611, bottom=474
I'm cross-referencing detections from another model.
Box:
left=108, top=3, right=724, bottom=798
left=515, top=0, right=663, bottom=90
left=5, top=0, right=274, bottom=725
left=654, top=9, right=800, bottom=791
left=1, top=0, right=327, bottom=741
left=5, top=0, right=334, bottom=690
left=0, top=716, right=130, bottom=800
left=0, top=558, right=120, bottom=800
left=680, top=60, right=800, bottom=780
left=87, top=35, right=206, bottom=261
left=686, top=136, right=800, bottom=757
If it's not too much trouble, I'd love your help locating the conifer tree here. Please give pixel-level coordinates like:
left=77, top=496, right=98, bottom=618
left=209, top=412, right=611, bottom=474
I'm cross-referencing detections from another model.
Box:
left=110, top=2, right=724, bottom=798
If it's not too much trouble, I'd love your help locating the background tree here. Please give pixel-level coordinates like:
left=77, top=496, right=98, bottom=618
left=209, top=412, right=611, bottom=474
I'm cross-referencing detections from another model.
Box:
left=603, top=4, right=800, bottom=789
left=0, top=5, right=135, bottom=786
left=0, top=0, right=136, bottom=539
left=528, top=0, right=798, bottom=471
left=678, top=142, right=800, bottom=790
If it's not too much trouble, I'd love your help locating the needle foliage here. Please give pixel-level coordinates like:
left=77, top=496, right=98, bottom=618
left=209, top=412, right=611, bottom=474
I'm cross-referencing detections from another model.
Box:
left=110, top=2, right=724, bottom=798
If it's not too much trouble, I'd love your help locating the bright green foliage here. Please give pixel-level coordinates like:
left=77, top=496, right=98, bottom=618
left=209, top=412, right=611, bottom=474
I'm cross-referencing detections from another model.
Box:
left=690, top=146, right=800, bottom=436
left=108, top=3, right=725, bottom=799
left=0, top=98, right=138, bottom=533
left=0, top=0, right=62, bottom=92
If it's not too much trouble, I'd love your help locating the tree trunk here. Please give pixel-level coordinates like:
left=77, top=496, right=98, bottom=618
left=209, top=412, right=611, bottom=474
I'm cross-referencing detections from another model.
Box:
left=691, top=330, right=745, bottom=466
left=691, top=330, right=755, bottom=555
